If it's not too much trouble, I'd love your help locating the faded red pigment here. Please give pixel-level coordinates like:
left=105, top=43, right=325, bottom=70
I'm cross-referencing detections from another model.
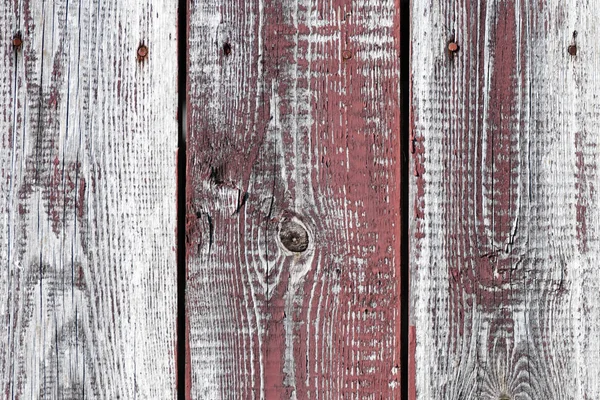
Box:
left=185, top=0, right=402, bottom=397
left=408, top=326, right=416, bottom=400
left=574, top=130, right=594, bottom=253
left=410, top=0, right=568, bottom=397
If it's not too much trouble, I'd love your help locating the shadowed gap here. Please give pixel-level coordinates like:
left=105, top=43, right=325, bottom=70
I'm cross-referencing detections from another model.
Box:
left=400, top=0, right=410, bottom=398
left=177, top=0, right=188, bottom=397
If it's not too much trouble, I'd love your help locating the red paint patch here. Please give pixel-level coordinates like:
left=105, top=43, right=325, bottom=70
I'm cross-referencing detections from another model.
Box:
left=77, top=178, right=86, bottom=218
left=409, top=325, right=416, bottom=400
left=45, top=159, right=85, bottom=234
left=574, top=130, right=595, bottom=253
left=185, top=313, right=192, bottom=400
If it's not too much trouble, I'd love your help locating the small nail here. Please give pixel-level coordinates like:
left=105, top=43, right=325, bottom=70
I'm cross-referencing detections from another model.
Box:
left=13, top=33, right=22, bottom=48
left=342, top=50, right=353, bottom=60
left=137, top=44, right=148, bottom=60
left=568, top=44, right=577, bottom=56
left=448, top=41, right=459, bottom=53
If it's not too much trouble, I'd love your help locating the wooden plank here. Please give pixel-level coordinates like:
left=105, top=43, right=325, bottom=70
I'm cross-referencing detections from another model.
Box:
left=186, top=0, right=402, bottom=397
left=0, top=0, right=178, bottom=397
left=411, top=1, right=600, bottom=398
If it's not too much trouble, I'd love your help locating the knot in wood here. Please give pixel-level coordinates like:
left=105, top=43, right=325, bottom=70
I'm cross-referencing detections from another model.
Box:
left=279, top=219, right=309, bottom=253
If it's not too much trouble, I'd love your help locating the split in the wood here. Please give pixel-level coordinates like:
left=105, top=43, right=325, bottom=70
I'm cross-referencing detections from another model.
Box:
left=223, top=42, right=232, bottom=56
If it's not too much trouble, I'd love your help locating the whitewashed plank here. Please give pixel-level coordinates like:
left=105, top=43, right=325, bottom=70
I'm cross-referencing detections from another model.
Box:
left=0, top=0, right=178, bottom=398
left=411, top=1, right=600, bottom=399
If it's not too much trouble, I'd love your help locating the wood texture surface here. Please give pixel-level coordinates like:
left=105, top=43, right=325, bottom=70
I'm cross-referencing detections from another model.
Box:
left=411, top=1, right=600, bottom=398
left=0, top=0, right=178, bottom=398
left=185, top=0, right=402, bottom=397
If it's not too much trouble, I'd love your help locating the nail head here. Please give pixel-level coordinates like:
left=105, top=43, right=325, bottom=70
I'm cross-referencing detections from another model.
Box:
left=137, top=44, right=148, bottom=60
left=568, top=44, right=577, bottom=56
left=342, top=50, right=353, bottom=60
left=448, top=41, right=459, bottom=53
left=12, top=34, right=22, bottom=48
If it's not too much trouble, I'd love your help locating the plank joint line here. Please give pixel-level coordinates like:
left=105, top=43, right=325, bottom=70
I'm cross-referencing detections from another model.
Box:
left=177, top=0, right=188, bottom=397
left=400, top=0, right=410, bottom=398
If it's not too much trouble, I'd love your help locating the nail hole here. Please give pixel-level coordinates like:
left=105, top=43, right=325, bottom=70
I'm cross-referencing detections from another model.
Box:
left=137, top=44, right=148, bottom=61
left=568, top=44, right=577, bottom=56
left=279, top=219, right=309, bottom=253
left=448, top=41, right=459, bottom=53
left=223, top=42, right=232, bottom=56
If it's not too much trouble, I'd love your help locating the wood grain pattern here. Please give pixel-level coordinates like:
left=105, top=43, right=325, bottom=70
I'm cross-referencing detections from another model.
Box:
left=0, top=0, right=178, bottom=397
left=186, top=0, right=402, bottom=397
left=411, top=1, right=600, bottom=398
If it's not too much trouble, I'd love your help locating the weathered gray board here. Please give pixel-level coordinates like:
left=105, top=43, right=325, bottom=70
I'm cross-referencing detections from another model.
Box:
left=0, top=1, right=178, bottom=397
left=411, top=1, right=600, bottom=399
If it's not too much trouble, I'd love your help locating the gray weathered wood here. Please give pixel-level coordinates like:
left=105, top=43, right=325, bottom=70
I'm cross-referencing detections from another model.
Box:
left=411, top=1, right=600, bottom=399
left=0, top=0, right=178, bottom=397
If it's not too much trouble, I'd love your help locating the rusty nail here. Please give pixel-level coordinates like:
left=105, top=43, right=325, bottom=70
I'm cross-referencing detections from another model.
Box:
left=342, top=50, right=353, bottom=60
left=448, top=41, right=459, bottom=53
left=12, top=33, right=22, bottom=48
left=568, top=44, right=577, bottom=56
left=137, top=44, right=148, bottom=60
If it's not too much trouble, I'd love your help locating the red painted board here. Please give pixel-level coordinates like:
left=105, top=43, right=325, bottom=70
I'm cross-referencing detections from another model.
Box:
left=186, top=0, right=402, bottom=397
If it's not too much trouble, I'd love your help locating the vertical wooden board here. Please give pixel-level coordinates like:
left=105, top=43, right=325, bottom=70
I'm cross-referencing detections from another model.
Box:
left=411, top=1, right=600, bottom=399
left=0, top=0, right=177, bottom=398
left=186, top=0, right=401, bottom=397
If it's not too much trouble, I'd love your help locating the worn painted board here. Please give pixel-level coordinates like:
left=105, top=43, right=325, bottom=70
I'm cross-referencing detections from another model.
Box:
left=0, top=0, right=178, bottom=397
left=186, top=0, right=402, bottom=397
left=411, top=1, right=600, bottom=399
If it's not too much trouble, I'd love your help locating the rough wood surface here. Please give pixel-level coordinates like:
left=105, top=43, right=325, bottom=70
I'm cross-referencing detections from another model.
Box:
left=185, top=0, right=402, bottom=397
left=411, top=1, right=600, bottom=399
left=0, top=0, right=178, bottom=397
